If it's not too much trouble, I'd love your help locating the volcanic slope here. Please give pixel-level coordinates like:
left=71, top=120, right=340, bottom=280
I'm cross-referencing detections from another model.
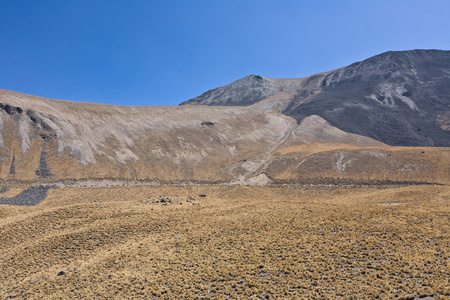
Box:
left=0, top=89, right=295, bottom=183
left=0, top=88, right=449, bottom=186
left=0, top=88, right=389, bottom=184
left=181, top=49, right=450, bottom=147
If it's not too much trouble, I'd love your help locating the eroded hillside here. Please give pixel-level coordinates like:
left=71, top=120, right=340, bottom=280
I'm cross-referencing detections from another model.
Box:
left=0, top=89, right=298, bottom=182
left=1, top=88, right=449, bottom=186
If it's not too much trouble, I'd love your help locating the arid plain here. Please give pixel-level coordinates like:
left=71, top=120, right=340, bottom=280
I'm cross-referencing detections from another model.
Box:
left=1, top=185, right=449, bottom=299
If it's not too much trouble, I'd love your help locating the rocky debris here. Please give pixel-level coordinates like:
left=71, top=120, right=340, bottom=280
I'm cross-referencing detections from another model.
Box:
left=35, top=145, right=53, bottom=178
left=0, top=186, right=52, bottom=206
left=57, top=270, right=68, bottom=276
left=8, top=155, right=15, bottom=175
left=155, top=196, right=173, bottom=205
left=201, top=121, right=215, bottom=127
left=150, top=195, right=201, bottom=206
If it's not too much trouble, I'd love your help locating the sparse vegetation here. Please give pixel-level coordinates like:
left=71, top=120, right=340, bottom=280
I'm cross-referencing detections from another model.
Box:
left=1, top=185, right=449, bottom=299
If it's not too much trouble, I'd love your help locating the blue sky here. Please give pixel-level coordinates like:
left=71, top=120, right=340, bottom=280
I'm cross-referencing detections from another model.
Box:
left=1, top=0, right=450, bottom=106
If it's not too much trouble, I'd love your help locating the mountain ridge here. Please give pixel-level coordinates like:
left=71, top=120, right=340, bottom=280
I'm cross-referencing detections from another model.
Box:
left=181, top=49, right=450, bottom=147
left=2, top=88, right=394, bottom=184
left=2, top=87, right=448, bottom=185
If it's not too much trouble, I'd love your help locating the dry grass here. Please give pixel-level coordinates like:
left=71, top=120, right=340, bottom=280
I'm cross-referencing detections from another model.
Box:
left=267, top=145, right=450, bottom=185
left=1, top=185, right=450, bottom=299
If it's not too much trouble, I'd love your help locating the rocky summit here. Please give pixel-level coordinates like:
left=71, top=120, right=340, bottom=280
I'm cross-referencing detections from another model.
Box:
left=181, top=50, right=450, bottom=147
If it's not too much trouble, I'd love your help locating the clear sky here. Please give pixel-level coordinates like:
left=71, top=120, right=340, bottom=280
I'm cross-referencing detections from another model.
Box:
left=1, top=0, right=450, bottom=106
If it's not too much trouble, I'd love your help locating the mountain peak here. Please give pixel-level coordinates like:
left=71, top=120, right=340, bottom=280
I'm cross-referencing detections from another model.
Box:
left=180, top=74, right=276, bottom=106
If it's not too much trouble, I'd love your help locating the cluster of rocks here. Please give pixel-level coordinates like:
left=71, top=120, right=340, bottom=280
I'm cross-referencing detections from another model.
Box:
left=154, top=196, right=174, bottom=205
left=151, top=194, right=206, bottom=206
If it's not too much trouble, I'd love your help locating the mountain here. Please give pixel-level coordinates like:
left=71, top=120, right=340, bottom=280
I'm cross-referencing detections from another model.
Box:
left=0, top=49, right=449, bottom=185
left=0, top=88, right=448, bottom=186
left=0, top=88, right=388, bottom=184
left=0, top=89, right=290, bottom=182
left=181, top=50, right=450, bottom=147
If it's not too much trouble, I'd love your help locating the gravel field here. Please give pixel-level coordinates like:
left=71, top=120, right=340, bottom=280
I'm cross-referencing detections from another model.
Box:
left=0, top=186, right=51, bottom=206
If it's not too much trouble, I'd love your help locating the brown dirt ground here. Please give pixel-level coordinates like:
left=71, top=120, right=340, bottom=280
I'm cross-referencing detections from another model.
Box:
left=1, top=185, right=450, bottom=299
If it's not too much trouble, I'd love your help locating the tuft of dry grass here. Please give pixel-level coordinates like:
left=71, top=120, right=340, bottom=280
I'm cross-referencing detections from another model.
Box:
left=0, top=185, right=449, bottom=299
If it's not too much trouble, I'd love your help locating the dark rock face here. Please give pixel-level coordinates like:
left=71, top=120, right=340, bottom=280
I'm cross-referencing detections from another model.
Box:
left=182, top=50, right=450, bottom=146
left=0, top=103, right=23, bottom=115
left=283, top=50, right=450, bottom=146
left=27, top=110, right=55, bottom=132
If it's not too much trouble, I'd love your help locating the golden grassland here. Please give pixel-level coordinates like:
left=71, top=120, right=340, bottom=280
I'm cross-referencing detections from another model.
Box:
left=1, top=185, right=450, bottom=299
